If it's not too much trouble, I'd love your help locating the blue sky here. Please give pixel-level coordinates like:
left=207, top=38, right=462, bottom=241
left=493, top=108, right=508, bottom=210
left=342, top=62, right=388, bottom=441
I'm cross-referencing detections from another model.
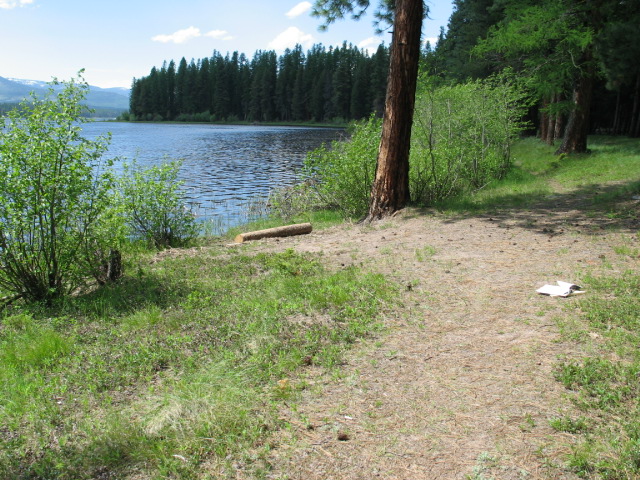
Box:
left=1, top=0, right=453, bottom=88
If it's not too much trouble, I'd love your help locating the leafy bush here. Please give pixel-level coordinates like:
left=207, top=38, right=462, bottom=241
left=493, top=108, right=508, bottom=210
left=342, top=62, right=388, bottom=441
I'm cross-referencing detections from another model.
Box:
left=293, top=74, right=530, bottom=218
left=411, top=74, right=531, bottom=204
left=0, top=76, right=122, bottom=302
left=268, top=179, right=326, bottom=220
left=300, top=117, right=380, bottom=218
left=119, top=160, right=198, bottom=248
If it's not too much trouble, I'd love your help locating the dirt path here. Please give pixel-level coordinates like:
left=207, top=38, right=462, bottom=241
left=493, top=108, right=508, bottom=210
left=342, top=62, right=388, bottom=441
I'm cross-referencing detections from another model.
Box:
left=244, top=190, right=639, bottom=479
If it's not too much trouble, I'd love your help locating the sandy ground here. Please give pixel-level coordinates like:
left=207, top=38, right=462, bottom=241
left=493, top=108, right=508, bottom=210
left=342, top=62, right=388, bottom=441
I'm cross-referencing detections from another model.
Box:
left=234, top=188, right=639, bottom=480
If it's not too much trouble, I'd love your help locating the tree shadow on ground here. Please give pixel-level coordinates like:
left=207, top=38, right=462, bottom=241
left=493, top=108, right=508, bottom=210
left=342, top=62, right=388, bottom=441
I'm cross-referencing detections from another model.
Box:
left=13, top=269, right=192, bottom=322
left=589, top=135, right=640, bottom=156
left=406, top=179, right=640, bottom=237
left=76, top=272, right=191, bottom=316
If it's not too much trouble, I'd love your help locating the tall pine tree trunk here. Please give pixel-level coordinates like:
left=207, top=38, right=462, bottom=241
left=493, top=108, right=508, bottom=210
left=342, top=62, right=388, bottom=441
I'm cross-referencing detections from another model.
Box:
left=367, top=0, right=423, bottom=220
left=554, top=114, right=564, bottom=143
left=553, top=93, right=564, bottom=142
left=612, top=88, right=621, bottom=135
left=556, top=55, right=595, bottom=154
left=630, top=72, right=640, bottom=137
left=540, top=98, right=549, bottom=142
left=547, top=101, right=556, bottom=145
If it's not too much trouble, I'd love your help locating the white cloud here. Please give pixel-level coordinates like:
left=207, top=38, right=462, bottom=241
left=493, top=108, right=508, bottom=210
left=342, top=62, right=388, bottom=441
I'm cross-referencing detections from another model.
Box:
left=358, top=37, right=382, bottom=55
left=152, top=26, right=233, bottom=44
left=152, top=26, right=202, bottom=44
left=286, top=1, right=312, bottom=18
left=204, top=29, right=226, bottom=39
left=268, top=26, right=314, bottom=51
left=0, top=0, right=34, bottom=9
left=205, top=29, right=233, bottom=41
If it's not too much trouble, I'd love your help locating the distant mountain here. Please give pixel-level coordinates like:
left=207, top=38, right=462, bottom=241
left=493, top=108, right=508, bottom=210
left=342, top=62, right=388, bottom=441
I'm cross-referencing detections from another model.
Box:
left=5, top=78, right=51, bottom=90
left=0, top=76, right=130, bottom=111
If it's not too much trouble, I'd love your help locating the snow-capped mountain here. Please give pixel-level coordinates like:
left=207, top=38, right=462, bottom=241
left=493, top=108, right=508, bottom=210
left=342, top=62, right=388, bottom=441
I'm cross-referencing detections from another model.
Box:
left=6, top=78, right=49, bottom=89
left=0, top=76, right=130, bottom=111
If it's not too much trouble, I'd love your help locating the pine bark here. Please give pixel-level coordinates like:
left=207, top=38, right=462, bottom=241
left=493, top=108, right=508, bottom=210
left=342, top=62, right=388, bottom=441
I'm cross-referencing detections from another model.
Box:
left=556, top=60, right=595, bottom=154
left=539, top=98, right=549, bottom=143
left=366, top=0, right=423, bottom=220
left=553, top=93, right=564, bottom=143
left=630, top=72, right=640, bottom=137
left=613, top=89, right=621, bottom=135
left=547, top=118, right=556, bottom=145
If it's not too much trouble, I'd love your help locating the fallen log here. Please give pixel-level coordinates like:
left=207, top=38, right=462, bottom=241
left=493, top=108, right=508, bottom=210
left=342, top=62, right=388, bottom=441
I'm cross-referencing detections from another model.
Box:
left=234, top=223, right=312, bottom=243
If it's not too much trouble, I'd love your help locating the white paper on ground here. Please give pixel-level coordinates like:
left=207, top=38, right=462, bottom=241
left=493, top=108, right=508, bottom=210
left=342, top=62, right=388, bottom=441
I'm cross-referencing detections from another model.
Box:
left=537, top=281, right=585, bottom=297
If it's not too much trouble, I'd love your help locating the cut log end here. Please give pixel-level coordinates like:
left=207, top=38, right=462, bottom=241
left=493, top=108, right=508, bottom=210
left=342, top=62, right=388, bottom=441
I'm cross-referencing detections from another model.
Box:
left=234, top=223, right=312, bottom=243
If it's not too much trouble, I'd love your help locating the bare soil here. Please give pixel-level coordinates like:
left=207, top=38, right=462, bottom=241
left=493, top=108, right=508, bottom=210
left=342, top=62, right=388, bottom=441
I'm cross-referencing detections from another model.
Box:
left=238, top=187, right=639, bottom=479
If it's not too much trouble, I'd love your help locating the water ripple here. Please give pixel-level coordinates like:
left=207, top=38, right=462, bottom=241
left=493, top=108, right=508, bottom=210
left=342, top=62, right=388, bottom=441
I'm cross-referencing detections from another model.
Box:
left=84, top=122, right=344, bottom=232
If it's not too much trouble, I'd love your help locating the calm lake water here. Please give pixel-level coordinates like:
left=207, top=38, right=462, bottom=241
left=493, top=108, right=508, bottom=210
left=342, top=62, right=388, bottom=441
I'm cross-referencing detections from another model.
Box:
left=83, top=122, right=345, bottom=233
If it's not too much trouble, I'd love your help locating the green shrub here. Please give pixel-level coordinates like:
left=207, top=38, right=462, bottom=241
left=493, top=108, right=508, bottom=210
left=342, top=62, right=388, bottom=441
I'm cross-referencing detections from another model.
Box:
left=119, top=160, right=198, bottom=248
left=410, top=74, right=531, bottom=204
left=0, top=75, right=123, bottom=302
left=292, top=74, right=530, bottom=218
left=268, top=180, right=327, bottom=220
left=301, top=117, right=380, bottom=218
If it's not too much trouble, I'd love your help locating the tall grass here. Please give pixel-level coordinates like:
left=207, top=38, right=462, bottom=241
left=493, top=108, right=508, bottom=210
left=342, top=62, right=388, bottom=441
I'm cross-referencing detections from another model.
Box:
left=0, top=248, right=394, bottom=479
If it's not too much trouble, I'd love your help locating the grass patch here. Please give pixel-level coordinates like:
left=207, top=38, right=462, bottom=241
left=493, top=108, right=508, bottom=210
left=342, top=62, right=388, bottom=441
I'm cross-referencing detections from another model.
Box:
left=0, top=247, right=394, bottom=479
left=554, top=270, right=640, bottom=478
left=432, top=137, right=553, bottom=212
left=433, top=136, right=640, bottom=214
left=549, top=416, right=590, bottom=434
left=415, top=245, right=437, bottom=262
left=551, top=136, right=640, bottom=189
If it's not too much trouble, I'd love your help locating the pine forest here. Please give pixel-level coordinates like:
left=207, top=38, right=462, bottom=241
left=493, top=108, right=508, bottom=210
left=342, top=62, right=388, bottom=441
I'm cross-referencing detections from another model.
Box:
left=128, top=43, right=390, bottom=123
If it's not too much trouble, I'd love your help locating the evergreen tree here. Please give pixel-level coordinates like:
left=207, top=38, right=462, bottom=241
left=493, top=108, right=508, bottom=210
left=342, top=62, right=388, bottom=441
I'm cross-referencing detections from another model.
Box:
left=596, top=4, right=640, bottom=136
left=350, top=52, right=372, bottom=119
left=474, top=0, right=624, bottom=152
left=227, top=52, right=242, bottom=120
left=330, top=42, right=353, bottom=120
left=129, top=78, right=141, bottom=119
left=421, top=28, right=446, bottom=80
left=166, top=60, right=177, bottom=119
left=305, top=44, right=327, bottom=121
left=370, top=43, right=390, bottom=116
left=275, top=45, right=305, bottom=121
left=213, top=52, right=231, bottom=119
left=437, top=0, right=504, bottom=81
left=156, top=62, right=169, bottom=120
left=237, top=53, right=252, bottom=120
left=175, top=57, right=189, bottom=116
left=184, top=59, right=198, bottom=115
left=128, top=41, right=389, bottom=124
left=291, top=67, right=308, bottom=121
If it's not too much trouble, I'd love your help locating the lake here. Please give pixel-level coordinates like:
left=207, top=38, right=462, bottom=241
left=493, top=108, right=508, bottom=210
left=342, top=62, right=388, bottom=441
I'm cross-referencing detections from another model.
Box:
left=83, top=122, right=346, bottom=233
